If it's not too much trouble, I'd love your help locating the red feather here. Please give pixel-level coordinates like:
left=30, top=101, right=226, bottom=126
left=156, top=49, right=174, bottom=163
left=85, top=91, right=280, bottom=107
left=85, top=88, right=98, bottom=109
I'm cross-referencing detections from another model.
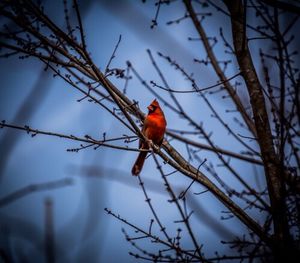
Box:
left=131, top=99, right=167, bottom=176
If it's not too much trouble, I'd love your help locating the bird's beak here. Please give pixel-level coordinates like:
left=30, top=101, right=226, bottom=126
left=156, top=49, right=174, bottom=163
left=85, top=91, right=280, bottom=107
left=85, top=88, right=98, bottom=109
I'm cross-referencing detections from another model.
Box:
left=147, top=105, right=154, bottom=111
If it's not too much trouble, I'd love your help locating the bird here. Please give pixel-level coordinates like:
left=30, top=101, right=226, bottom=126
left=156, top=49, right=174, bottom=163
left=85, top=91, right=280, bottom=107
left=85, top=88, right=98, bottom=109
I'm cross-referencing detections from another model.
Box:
left=131, top=99, right=167, bottom=176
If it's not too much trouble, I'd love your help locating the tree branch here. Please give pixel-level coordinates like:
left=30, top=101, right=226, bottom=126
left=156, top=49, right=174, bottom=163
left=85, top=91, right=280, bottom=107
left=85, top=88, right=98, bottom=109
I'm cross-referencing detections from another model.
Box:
left=223, top=0, right=290, bottom=256
left=183, top=0, right=257, bottom=136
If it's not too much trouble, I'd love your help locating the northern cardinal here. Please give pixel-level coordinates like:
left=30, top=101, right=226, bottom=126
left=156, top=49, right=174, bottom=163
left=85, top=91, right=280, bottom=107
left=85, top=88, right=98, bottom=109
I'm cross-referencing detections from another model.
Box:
left=131, top=99, right=167, bottom=176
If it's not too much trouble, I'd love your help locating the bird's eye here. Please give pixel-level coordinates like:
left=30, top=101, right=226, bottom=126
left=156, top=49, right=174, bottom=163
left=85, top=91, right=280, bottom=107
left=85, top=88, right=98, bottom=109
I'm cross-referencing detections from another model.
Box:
left=149, top=106, right=157, bottom=112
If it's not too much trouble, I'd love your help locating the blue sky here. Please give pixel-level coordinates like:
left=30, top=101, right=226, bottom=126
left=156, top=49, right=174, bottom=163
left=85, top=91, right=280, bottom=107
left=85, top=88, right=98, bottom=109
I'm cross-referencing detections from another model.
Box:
left=0, top=0, right=271, bottom=262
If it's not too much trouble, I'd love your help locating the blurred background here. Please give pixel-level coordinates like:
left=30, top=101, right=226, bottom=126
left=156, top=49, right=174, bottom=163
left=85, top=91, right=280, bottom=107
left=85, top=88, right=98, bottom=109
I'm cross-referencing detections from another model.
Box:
left=1, top=0, right=297, bottom=262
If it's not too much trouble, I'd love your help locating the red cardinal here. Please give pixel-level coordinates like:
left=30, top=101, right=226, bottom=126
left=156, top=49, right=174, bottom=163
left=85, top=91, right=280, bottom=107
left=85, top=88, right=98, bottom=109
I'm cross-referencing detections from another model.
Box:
left=131, top=99, right=167, bottom=176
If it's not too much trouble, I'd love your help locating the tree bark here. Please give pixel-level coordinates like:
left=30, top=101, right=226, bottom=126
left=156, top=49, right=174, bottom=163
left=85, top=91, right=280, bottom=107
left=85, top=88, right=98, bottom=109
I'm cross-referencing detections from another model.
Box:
left=223, top=0, right=291, bottom=260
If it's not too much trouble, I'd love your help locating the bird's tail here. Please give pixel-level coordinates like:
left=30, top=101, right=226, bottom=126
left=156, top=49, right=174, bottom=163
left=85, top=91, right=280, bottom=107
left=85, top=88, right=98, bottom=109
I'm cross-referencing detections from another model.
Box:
left=131, top=151, right=147, bottom=176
